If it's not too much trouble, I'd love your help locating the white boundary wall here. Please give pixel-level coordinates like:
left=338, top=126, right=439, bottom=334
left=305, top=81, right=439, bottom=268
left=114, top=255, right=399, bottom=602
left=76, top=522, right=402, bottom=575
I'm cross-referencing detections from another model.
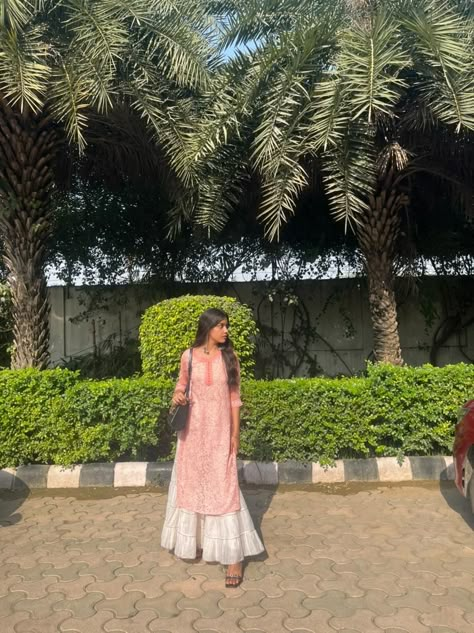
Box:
left=48, top=279, right=474, bottom=376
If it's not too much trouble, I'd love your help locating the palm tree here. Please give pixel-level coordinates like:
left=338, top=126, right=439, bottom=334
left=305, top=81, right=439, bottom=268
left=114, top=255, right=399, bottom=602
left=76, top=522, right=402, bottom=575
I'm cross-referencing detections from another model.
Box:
left=181, top=0, right=474, bottom=365
left=0, top=0, right=215, bottom=368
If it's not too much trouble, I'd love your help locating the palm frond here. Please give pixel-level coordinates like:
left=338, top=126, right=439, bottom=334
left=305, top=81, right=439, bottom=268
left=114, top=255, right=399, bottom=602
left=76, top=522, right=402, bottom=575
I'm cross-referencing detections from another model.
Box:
left=402, top=0, right=474, bottom=131
left=307, top=75, right=349, bottom=151
left=0, top=23, right=50, bottom=113
left=258, top=159, right=308, bottom=240
left=0, top=0, right=42, bottom=31
left=49, top=60, right=90, bottom=151
left=338, top=9, right=410, bottom=123
left=323, top=123, right=378, bottom=231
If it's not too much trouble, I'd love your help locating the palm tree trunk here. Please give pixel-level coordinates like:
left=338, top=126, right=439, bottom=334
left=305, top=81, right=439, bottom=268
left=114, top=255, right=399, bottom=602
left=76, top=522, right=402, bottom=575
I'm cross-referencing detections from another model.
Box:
left=0, top=101, right=56, bottom=369
left=356, top=168, right=406, bottom=365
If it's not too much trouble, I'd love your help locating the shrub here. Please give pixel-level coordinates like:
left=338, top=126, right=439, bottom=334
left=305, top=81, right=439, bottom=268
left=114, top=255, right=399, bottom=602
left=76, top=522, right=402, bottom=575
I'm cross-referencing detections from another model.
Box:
left=0, top=369, right=174, bottom=468
left=239, top=363, right=474, bottom=463
left=1, top=363, right=473, bottom=467
left=139, top=294, right=257, bottom=379
left=0, top=369, right=80, bottom=467
left=365, top=362, right=474, bottom=457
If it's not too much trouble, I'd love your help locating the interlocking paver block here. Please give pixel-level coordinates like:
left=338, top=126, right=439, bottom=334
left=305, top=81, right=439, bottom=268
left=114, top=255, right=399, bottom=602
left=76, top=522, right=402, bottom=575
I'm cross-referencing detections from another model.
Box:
left=375, top=607, right=431, bottom=633
left=10, top=576, right=58, bottom=599
left=0, top=574, right=22, bottom=597
left=148, top=608, right=201, bottom=632
left=329, top=608, right=386, bottom=632
left=94, top=590, right=145, bottom=619
left=239, top=609, right=290, bottom=632
left=177, top=590, right=225, bottom=618
left=219, top=589, right=266, bottom=615
left=43, top=563, right=89, bottom=582
left=275, top=546, right=313, bottom=564
left=435, top=572, right=474, bottom=590
left=53, top=591, right=105, bottom=618
left=279, top=573, right=323, bottom=597
left=260, top=589, right=309, bottom=618
left=352, top=574, right=405, bottom=596
left=361, top=588, right=400, bottom=615
left=241, top=571, right=285, bottom=597
left=14, top=592, right=67, bottom=619
left=77, top=560, right=123, bottom=582
left=388, top=588, right=444, bottom=613
left=15, top=610, right=72, bottom=633
left=161, top=574, right=207, bottom=599
left=396, top=571, right=447, bottom=596
left=123, top=574, right=172, bottom=599
left=296, top=558, right=338, bottom=581
left=407, top=558, right=452, bottom=577
left=47, top=575, right=97, bottom=600
left=0, top=612, right=31, bottom=630
left=285, top=609, right=335, bottom=632
left=104, top=609, right=158, bottom=633
left=262, top=557, right=304, bottom=579
left=318, top=571, right=365, bottom=597
left=194, top=611, right=244, bottom=633
left=421, top=606, right=474, bottom=633
left=135, top=591, right=183, bottom=618
left=310, top=545, right=348, bottom=564
left=302, top=590, right=356, bottom=618
left=115, top=561, right=157, bottom=582
left=6, top=563, right=55, bottom=582
left=85, top=575, right=133, bottom=600
left=60, top=610, right=115, bottom=633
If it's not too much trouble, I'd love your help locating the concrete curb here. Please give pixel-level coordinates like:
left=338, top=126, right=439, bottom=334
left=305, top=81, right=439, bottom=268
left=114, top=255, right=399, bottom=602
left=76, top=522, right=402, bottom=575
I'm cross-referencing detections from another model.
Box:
left=0, top=456, right=455, bottom=490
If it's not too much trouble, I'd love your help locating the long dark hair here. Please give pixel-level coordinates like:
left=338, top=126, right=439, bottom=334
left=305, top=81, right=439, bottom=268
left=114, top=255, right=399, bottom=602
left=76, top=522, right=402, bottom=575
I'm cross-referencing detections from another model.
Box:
left=192, top=308, right=239, bottom=386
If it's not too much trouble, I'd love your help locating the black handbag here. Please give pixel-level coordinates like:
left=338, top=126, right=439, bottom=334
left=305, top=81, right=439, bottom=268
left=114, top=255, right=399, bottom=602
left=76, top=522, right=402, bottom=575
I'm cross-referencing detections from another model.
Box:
left=167, top=349, right=193, bottom=432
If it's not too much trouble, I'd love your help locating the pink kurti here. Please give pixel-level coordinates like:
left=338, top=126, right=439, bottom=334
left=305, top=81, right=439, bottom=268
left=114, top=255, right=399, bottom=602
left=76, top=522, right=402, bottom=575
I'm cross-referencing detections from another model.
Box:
left=175, top=348, right=242, bottom=516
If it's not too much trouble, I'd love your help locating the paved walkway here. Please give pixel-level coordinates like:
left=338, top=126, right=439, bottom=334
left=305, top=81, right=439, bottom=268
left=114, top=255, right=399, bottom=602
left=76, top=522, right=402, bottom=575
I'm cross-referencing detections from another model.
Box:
left=0, top=481, right=473, bottom=633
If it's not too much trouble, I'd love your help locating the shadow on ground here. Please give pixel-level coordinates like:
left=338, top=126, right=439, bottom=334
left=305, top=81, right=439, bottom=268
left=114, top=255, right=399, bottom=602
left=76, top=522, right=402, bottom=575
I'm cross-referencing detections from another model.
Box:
left=241, top=484, right=277, bottom=563
left=0, top=477, right=30, bottom=527
left=439, top=479, right=474, bottom=531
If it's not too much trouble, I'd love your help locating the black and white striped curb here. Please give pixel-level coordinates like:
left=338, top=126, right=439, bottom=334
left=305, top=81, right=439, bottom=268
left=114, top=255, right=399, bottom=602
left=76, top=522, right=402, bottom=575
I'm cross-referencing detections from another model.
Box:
left=0, top=456, right=454, bottom=490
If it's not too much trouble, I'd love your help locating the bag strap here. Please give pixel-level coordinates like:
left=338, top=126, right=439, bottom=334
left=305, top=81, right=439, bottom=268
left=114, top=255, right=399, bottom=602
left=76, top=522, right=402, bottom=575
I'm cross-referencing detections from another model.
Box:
left=185, top=348, right=193, bottom=399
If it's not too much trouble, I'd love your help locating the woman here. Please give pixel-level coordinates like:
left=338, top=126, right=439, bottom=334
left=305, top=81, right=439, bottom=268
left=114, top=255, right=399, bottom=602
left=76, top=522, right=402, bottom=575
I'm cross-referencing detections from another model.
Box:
left=161, top=308, right=264, bottom=587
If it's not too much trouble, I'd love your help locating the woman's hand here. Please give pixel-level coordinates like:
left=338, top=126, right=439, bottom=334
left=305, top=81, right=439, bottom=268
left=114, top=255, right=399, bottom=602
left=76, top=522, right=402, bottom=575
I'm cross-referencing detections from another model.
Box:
left=230, top=434, right=240, bottom=455
left=172, top=390, right=187, bottom=407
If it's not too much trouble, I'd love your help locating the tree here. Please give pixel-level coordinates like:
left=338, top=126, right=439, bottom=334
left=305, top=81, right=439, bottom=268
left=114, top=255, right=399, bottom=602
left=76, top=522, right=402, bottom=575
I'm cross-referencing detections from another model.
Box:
left=0, top=0, right=215, bottom=368
left=180, top=0, right=474, bottom=364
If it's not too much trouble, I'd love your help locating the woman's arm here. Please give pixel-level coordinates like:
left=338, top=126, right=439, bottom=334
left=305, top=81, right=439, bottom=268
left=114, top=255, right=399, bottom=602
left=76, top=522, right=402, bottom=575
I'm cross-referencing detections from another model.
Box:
left=230, top=406, right=240, bottom=455
left=230, top=357, right=242, bottom=454
left=172, top=350, right=190, bottom=406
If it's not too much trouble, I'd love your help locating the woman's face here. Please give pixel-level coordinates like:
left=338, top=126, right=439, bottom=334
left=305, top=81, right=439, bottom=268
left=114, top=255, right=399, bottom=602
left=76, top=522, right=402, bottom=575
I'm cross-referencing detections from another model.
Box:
left=208, top=319, right=229, bottom=346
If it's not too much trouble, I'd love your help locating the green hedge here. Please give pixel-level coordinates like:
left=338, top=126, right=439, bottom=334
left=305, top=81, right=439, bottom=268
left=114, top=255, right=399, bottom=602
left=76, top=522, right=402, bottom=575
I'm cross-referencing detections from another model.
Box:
left=240, top=363, right=474, bottom=464
left=0, top=369, right=174, bottom=467
left=0, top=363, right=473, bottom=468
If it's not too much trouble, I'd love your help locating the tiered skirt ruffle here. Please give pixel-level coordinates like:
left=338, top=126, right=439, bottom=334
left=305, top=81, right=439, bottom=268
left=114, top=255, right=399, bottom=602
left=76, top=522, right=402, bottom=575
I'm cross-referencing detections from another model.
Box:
left=161, top=465, right=264, bottom=565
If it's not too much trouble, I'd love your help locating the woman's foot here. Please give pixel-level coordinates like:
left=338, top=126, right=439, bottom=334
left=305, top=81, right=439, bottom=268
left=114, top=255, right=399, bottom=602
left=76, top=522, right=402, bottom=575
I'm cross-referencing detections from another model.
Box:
left=195, top=548, right=203, bottom=561
left=225, top=562, right=243, bottom=588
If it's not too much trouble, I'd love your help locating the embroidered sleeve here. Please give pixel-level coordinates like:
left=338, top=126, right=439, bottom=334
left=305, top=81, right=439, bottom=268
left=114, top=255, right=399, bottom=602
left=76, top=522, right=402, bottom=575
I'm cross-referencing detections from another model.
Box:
left=175, top=349, right=190, bottom=394
left=230, top=357, right=242, bottom=408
